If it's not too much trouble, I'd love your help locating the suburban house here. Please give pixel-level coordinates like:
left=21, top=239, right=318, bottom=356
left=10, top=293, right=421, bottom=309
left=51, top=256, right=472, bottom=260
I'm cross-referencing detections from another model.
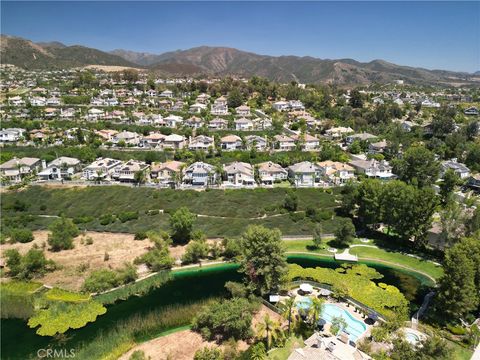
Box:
left=349, top=159, right=395, bottom=179
left=234, top=117, right=254, bottom=131
left=211, top=96, right=228, bottom=115
left=86, top=108, right=105, bottom=121
left=317, top=160, right=355, bottom=185
left=274, top=135, right=296, bottom=151
left=95, top=129, right=118, bottom=141
left=346, top=132, right=378, bottom=145
left=223, top=161, right=255, bottom=187
left=292, top=134, right=319, bottom=150
left=325, top=127, right=354, bottom=140
left=189, top=103, right=207, bottom=114
left=368, top=140, right=388, bottom=154
left=159, top=90, right=174, bottom=98
left=0, top=128, right=25, bottom=143
left=188, top=135, right=214, bottom=151
left=245, top=135, right=268, bottom=150
left=441, top=159, right=471, bottom=179
left=150, top=160, right=185, bottom=186
left=38, top=157, right=81, bottom=181
left=288, top=161, right=320, bottom=187
left=184, top=116, right=203, bottom=129
left=113, top=160, right=150, bottom=183
left=208, top=118, right=228, bottom=130
left=164, top=114, right=184, bottom=128
left=257, top=161, right=288, bottom=185
left=273, top=101, right=290, bottom=111
left=140, top=132, right=166, bottom=149
left=82, top=157, right=122, bottom=181
left=112, top=131, right=140, bottom=146
left=162, top=134, right=186, bottom=149
left=464, top=106, right=479, bottom=116
left=235, top=105, right=251, bottom=116
left=184, top=161, right=216, bottom=186
left=220, top=135, right=243, bottom=151
left=0, top=157, right=41, bottom=183
left=467, top=173, right=480, bottom=191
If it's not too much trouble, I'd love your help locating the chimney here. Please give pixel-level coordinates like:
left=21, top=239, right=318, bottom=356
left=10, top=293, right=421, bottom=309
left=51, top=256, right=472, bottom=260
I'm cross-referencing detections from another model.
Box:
left=41, top=160, right=47, bottom=169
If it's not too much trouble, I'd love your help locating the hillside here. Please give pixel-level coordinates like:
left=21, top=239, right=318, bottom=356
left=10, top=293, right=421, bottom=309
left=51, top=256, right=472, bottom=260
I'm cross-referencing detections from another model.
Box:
left=2, top=35, right=478, bottom=86
left=0, top=35, right=139, bottom=69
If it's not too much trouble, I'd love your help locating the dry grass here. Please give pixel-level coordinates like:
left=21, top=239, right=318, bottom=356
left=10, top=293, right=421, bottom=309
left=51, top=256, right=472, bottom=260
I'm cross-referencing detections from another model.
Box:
left=1, top=231, right=152, bottom=291
left=119, top=305, right=283, bottom=360
left=82, top=65, right=143, bottom=72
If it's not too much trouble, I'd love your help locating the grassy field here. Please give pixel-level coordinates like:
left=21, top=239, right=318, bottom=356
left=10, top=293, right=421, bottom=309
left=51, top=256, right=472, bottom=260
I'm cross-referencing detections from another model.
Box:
left=2, top=186, right=343, bottom=236
left=268, top=336, right=304, bottom=360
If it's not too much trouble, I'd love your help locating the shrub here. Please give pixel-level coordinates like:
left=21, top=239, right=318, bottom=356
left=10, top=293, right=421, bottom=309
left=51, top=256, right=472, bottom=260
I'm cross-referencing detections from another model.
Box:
left=118, top=211, right=139, bottom=223
left=182, top=241, right=209, bottom=264
left=222, top=238, right=241, bottom=259
left=170, top=207, right=196, bottom=244
left=134, top=231, right=148, bottom=240
left=289, top=212, right=305, bottom=222
left=446, top=324, right=466, bottom=335
left=4, top=248, right=55, bottom=280
left=47, top=217, right=79, bottom=251
left=39, top=204, right=47, bottom=211
left=9, top=228, right=34, bottom=243
left=283, top=191, right=298, bottom=212
left=73, top=216, right=95, bottom=224
left=99, top=214, right=116, bottom=225
left=85, top=237, right=94, bottom=245
left=134, top=246, right=174, bottom=271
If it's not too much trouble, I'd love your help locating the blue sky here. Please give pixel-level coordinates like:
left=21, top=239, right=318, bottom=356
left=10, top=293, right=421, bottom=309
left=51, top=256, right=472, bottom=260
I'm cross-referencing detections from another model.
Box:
left=1, top=1, right=479, bottom=72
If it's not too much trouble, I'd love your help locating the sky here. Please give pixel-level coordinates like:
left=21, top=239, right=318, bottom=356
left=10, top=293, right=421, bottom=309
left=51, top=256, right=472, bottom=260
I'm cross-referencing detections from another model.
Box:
left=1, top=1, right=479, bottom=73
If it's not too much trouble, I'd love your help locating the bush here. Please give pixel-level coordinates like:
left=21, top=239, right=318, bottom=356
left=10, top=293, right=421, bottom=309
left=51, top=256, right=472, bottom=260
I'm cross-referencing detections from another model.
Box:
left=192, top=298, right=258, bottom=341
left=222, top=238, right=241, bottom=259
left=48, top=217, right=79, bottom=252
left=85, top=237, right=94, bottom=245
left=289, top=212, right=305, bottom=222
left=9, top=228, right=34, bottom=243
left=134, top=247, right=174, bottom=271
left=4, top=248, right=55, bottom=280
left=73, top=216, right=95, bottom=224
left=283, top=191, right=298, bottom=212
left=134, top=231, right=148, bottom=240
left=446, top=324, right=467, bottom=335
left=99, top=214, right=116, bottom=225
left=182, top=241, right=209, bottom=264
left=82, top=269, right=119, bottom=293
left=118, top=211, right=139, bottom=223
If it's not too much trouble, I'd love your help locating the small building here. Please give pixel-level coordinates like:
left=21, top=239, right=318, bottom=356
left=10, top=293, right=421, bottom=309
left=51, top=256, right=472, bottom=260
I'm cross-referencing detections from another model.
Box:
left=441, top=159, right=471, bottom=179
left=288, top=161, right=319, bottom=187
left=224, top=161, right=255, bottom=187
left=257, top=161, right=287, bottom=185
left=38, top=157, right=81, bottom=181
left=82, top=157, right=122, bottom=181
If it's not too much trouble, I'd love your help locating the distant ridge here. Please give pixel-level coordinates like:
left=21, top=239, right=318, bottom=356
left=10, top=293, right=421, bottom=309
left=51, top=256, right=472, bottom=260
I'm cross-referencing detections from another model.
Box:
left=1, top=35, right=478, bottom=86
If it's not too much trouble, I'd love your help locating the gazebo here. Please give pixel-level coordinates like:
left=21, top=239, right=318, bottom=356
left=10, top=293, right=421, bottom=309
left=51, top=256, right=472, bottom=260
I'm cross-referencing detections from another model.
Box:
left=300, top=283, right=313, bottom=294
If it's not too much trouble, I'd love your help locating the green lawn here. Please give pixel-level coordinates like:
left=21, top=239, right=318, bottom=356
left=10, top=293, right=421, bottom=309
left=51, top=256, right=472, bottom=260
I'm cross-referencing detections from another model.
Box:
left=447, top=339, right=474, bottom=360
left=268, top=336, right=304, bottom=360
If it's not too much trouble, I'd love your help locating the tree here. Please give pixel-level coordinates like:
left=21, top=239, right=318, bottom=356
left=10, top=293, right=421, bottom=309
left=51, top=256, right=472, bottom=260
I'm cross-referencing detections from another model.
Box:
left=169, top=207, right=196, bottom=244
left=9, top=228, right=34, bottom=243
left=4, top=248, right=54, bottom=280
left=440, top=200, right=466, bottom=245
left=192, top=298, right=257, bottom=341
left=238, top=226, right=288, bottom=295
left=47, top=217, right=79, bottom=251
left=307, top=297, right=324, bottom=327
left=466, top=207, right=480, bottom=236
left=194, top=347, right=224, bottom=360
left=392, top=145, right=440, bottom=187
left=283, top=191, right=298, bottom=212
left=256, top=314, right=283, bottom=350
left=312, top=224, right=323, bottom=249
left=279, top=297, right=296, bottom=335
left=133, top=170, right=146, bottom=186
left=334, top=218, right=356, bottom=247
left=330, top=316, right=348, bottom=335
left=227, top=88, right=244, bottom=108
left=436, top=237, right=480, bottom=318
left=355, top=179, right=382, bottom=226
left=245, top=343, right=267, bottom=360
left=182, top=239, right=209, bottom=264
left=439, top=169, right=459, bottom=204
left=134, top=234, right=174, bottom=271
left=349, top=89, right=364, bottom=108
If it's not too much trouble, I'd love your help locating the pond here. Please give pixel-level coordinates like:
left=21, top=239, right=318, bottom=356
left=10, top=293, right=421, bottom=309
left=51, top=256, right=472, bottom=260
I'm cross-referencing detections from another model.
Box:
left=1, top=257, right=431, bottom=359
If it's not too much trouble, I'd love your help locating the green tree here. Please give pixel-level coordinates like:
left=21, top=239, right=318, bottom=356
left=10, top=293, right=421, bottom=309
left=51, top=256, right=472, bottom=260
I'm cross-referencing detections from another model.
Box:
left=439, top=169, right=459, bottom=204
left=279, top=297, right=296, bottom=335
left=283, top=190, right=298, bottom=212
left=182, top=240, right=209, bottom=264
left=169, top=207, right=196, bottom=244
left=192, top=298, right=257, bottom=341
left=4, top=248, right=54, bottom=280
left=238, top=226, right=288, bottom=295
left=194, top=347, right=224, bottom=360
left=227, top=88, right=244, bottom=108
left=47, top=217, right=79, bottom=251
left=466, top=207, right=480, bottom=236
left=334, top=218, right=356, bottom=247
left=256, top=314, right=283, bottom=350
left=9, top=228, right=34, bottom=243
left=133, top=170, right=146, bottom=186
left=330, top=316, right=348, bottom=335
left=436, top=237, right=480, bottom=318
left=392, top=145, right=440, bottom=187
left=312, top=224, right=323, bottom=249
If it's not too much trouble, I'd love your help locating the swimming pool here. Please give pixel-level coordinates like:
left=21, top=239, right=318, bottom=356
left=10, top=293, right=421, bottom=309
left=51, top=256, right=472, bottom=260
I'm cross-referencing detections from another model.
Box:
left=296, top=298, right=367, bottom=342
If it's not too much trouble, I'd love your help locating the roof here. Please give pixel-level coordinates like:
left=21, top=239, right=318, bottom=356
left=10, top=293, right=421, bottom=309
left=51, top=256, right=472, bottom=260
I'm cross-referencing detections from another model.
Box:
left=289, top=161, right=318, bottom=173
left=164, top=134, right=185, bottom=142
left=221, top=135, right=242, bottom=142
left=152, top=160, right=185, bottom=172
left=348, top=133, right=377, bottom=141
left=442, top=160, right=470, bottom=173
left=258, top=161, right=287, bottom=173
left=275, top=135, right=295, bottom=142
left=224, top=161, right=253, bottom=175
left=49, top=157, right=81, bottom=167
left=0, top=157, right=40, bottom=169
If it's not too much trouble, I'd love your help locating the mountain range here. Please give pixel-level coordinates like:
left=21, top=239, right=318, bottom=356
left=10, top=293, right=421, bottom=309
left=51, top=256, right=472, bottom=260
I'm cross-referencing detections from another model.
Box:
left=2, top=35, right=479, bottom=86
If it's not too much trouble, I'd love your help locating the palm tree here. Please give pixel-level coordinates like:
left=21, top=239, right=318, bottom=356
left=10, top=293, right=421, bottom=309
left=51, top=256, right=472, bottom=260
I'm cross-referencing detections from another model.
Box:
left=256, top=314, right=282, bottom=350
left=279, top=297, right=296, bottom=335
left=308, top=297, right=325, bottom=327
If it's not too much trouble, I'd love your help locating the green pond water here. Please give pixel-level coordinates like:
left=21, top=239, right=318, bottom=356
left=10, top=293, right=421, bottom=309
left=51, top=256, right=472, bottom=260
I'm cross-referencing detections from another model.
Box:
left=1, top=257, right=431, bottom=359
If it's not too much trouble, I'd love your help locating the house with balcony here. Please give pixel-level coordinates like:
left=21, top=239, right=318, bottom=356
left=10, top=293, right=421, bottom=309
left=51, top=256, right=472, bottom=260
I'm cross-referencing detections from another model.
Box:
left=162, top=134, right=186, bottom=150
left=235, top=105, right=251, bottom=116
left=317, top=160, right=355, bottom=185
left=0, top=157, right=41, bottom=183
left=112, top=160, right=150, bottom=183
left=208, top=118, right=228, bottom=130
left=151, top=160, right=185, bottom=187
left=257, top=161, right=288, bottom=185
left=0, top=128, right=25, bottom=143
left=220, top=135, right=243, bottom=151
left=112, top=131, right=140, bottom=146
left=349, top=159, right=395, bottom=179
left=245, top=135, right=268, bottom=151
left=274, top=135, right=296, bottom=151
left=38, top=157, right=81, bottom=181
left=234, top=117, right=254, bottom=131
left=441, top=159, right=471, bottom=179
left=82, top=157, right=122, bottom=181
left=184, top=161, right=216, bottom=187
left=288, top=161, right=320, bottom=187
